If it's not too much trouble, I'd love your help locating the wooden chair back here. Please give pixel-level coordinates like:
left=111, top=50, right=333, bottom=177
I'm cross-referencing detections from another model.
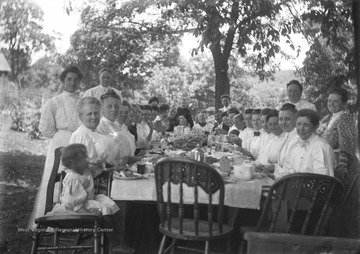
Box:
left=43, top=147, right=113, bottom=214
left=257, top=173, right=344, bottom=236
left=44, top=147, right=64, bottom=214
left=154, top=157, right=225, bottom=236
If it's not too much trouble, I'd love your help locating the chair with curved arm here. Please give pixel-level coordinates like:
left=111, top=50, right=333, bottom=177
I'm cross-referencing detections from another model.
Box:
left=154, top=157, right=233, bottom=254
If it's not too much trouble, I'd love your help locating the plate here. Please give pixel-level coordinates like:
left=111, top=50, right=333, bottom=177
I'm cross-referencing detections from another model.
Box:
left=113, top=172, right=146, bottom=180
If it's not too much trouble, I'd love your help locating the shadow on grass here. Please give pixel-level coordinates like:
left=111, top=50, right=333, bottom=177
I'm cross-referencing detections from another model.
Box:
left=0, top=150, right=45, bottom=253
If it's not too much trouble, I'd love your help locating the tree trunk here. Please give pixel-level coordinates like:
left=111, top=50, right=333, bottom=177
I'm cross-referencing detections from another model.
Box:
left=354, top=1, right=360, bottom=149
left=213, top=54, right=230, bottom=111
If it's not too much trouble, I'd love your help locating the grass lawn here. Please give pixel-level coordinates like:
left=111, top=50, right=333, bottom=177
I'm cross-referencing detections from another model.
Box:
left=0, top=113, right=47, bottom=253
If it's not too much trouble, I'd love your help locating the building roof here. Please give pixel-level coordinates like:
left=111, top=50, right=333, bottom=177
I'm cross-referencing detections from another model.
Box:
left=0, top=51, right=11, bottom=72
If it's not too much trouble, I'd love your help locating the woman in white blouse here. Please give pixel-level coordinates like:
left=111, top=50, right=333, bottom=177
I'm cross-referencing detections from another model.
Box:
left=277, top=103, right=299, bottom=168
left=70, top=97, right=122, bottom=169
left=29, top=66, right=83, bottom=228
left=275, top=109, right=335, bottom=179
left=192, top=111, right=214, bottom=135
left=82, top=68, right=122, bottom=100
left=257, top=110, right=286, bottom=169
left=136, top=104, right=154, bottom=148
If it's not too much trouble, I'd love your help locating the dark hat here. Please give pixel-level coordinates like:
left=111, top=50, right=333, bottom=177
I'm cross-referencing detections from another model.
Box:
left=100, top=89, right=120, bottom=102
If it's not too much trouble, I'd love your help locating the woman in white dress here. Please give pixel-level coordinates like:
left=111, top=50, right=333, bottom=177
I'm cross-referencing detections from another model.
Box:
left=69, top=96, right=134, bottom=253
left=277, top=103, right=299, bottom=168
left=28, top=66, right=83, bottom=228
left=192, top=111, right=214, bottom=135
left=257, top=110, right=286, bottom=170
left=136, top=104, right=154, bottom=148
left=70, top=97, right=122, bottom=169
left=82, top=68, right=122, bottom=100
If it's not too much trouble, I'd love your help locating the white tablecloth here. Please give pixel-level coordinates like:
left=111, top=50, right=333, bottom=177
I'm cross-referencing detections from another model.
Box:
left=111, top=177, right=274, bottom=209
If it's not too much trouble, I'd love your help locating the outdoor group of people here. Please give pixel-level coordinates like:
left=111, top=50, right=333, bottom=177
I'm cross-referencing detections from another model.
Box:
left=207, top=81, right=360, bottom=239
left=28, top=65, right=359, bottom=250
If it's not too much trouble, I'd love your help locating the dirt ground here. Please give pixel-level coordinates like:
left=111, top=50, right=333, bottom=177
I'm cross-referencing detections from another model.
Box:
left=0, top=113, right=47, bottom=253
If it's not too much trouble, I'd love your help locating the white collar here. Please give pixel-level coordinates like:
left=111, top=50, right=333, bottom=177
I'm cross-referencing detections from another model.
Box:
left=101, top=116, right=115, bottom=125
left=332, top=110, right=345, bottom=119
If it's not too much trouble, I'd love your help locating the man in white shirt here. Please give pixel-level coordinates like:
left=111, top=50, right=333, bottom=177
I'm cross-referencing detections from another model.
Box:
left=287, top=80, right=316, bottom=111
left=228, top=113, right=246, bottom=147
left=83, top=68, right=122, bottom=100
left=275, top=109, right=335, bottom=179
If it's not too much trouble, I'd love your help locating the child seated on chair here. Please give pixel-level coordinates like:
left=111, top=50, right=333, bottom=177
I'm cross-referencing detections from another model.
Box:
left=49, top=143, right=134, bottom=253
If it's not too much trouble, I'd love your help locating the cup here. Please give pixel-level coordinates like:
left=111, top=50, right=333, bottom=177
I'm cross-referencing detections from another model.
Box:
left=233, top=163, right=253, bottom=181
left=145, top=162, right=153, bottom=176
left=137, top=162, right=146, bottom=175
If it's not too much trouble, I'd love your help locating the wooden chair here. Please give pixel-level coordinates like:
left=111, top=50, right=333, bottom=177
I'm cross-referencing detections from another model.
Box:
left=30, top=147, right=113, bottom=254
left=154, top=157, right=233, bottom=254
left=240, top=173, right=344, bottom=253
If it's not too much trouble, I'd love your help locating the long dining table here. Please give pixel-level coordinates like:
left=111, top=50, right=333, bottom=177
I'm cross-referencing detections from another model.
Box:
left=110, top=151, right=274, bottom=250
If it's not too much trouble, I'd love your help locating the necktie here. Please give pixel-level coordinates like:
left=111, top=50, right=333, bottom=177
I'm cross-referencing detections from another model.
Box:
left=253, top=131, right=260, bottom=137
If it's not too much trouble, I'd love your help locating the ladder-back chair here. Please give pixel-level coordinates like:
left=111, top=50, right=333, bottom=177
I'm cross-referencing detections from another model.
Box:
left=30, top=147, right=113, bottom=254
left=154, top=157, right=233, bottom=254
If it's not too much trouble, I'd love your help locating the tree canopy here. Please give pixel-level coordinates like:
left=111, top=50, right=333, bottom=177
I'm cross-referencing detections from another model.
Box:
left=158, top=0, right=297, bottom=109
left=60, top=0, right=181, bottom=94
left=0, top=0, right=54, bottom=82
left=293, top=0, right=357, bottom=112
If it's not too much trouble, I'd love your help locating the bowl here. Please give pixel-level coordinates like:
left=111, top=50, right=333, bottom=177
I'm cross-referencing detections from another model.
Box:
left=233, top=164, right=253, bottom=181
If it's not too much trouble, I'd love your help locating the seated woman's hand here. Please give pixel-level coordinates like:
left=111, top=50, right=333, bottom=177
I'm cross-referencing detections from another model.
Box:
left=256, top=164, right=275, bottom=178
left=228, top=134, right=242, bottom=146
left=237, top=147, right=254, bottom=160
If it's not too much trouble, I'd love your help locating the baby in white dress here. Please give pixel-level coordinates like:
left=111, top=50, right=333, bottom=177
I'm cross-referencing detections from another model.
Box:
left=48, top=144, right=133, bottom=253
left=49, top=144, right=118, bottom=216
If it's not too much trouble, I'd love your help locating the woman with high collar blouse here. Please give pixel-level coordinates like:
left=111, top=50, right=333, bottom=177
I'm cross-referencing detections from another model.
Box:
left=317, top=87, right=360, bottom=238
left=29, top=66, right=83, bottom=228
left=70, top=97, right=122, bottom=170
left=275, top=109, right=335, bottom=179
left=136, top=104, right=154, bottom=149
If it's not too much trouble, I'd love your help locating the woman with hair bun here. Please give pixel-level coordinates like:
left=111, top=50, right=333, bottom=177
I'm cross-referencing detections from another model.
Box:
left=29, top=66, right=83, bottom=228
